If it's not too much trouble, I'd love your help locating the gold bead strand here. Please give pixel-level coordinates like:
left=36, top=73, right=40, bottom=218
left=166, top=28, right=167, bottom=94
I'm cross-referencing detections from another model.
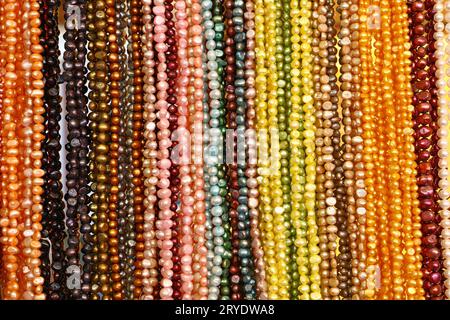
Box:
left=244, top=0, right=269, bottom=299
left=289, top=0, right=310, bottom=299
left=105, top=0, right=123, bottom=299
left=87, top=0, right=111, bottom=299
left=255, top=0, right=277, bottom=299
left=17, top=0, right=32, bottom=299
left=20, top=0, right=46, bottom=299
left=368, top=0, right=391, bottom=300
left=263, top=0, right=290, bottom=300
left=299, top=0, right=322, bottom=300
left=379, top=0, right=405, bottom=300
left=390, top=0, right=424, bottom=299
left=358, top=0, right=378, bottom=300
left=1, top=0, right=22, bottom=300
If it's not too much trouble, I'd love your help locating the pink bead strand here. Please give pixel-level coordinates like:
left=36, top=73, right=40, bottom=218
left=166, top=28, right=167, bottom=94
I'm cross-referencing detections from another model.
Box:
left=154, top=0, right=175, bottom=300
left=175, top=0, right=195, bottom=300
left=187, top=0, right=208, bottom=299
left=141, top=0, right=160, bottom=300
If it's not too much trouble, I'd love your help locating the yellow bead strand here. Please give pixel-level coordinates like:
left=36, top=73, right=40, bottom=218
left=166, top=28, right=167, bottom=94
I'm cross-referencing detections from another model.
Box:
left=299, top=0, right=321, bottom=300
left=289, top=0, right=310, bottom=299
left=264, top=0, right=289, bottom=299
left=359, top=0, right=378, bottom=300
left=390, top=0, right=424, bottom=299
left=255, top=0, right=278, bottom=299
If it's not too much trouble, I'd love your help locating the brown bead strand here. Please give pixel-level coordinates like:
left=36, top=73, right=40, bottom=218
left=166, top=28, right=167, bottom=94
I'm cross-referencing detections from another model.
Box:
left=326, top=0, right=342, bottom=301
left=130, top=0, right=145, bottom=299
left=105, top=0, right=123, bottom=299
left=312, top=0, right=340, bottom=299
left=224, top=0, right=243, bottom=300
left=349, top=0, right=368, bottom=299
left=243, top=0, right=268, bottom=299
left=86, top=0, right=112, bottom=299
left=118, top=0, right=137, bottom=299
left=336, top=0, right=355, bottom=300
left=164, top=0, right=182, bottom=299
left=327, top=0, right=341, bottom=300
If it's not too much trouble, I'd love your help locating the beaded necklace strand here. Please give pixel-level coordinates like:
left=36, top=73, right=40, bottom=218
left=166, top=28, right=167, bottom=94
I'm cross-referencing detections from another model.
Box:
left=300, top=0, right=322, bottom=300
left=277, top=0, right=298, bottom=299
left=117, top=0, right=136, bottom=299
left=62, top=0, right=92, bottom=300
left=336, top=0, right=356, bottom=299
left=244, top=0, right=268, bottom=299
left=188, top=0, right=209, bottom=299
left=434, top=0, right=450, bottom=300
left=264, top=0, right=290, bottom=300
left=349, top=0, right=367, bottom=299
left=200, top=0, right=227, bottom=300
left=87, top=0, right=111, bottom=299
left=141, top=0, right=159, bottom=300
left=391, top=0, right=424, bottom=299
left=105, top=0, right=123, bottom=299
left=223, top=0, right=241, bottom=299
left=40, top=0, right=66, bottom=300
left=130, top=0, right=145, bottom=299
left=233, top=0, right=257, bottom=300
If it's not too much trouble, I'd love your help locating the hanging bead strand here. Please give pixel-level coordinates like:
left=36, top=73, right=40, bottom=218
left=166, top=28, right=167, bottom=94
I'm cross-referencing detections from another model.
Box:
left=153, top=0, right=174, bottom=300
left=175, top=0, right=195, bottom=300
left=87, top=0, right=111, bottom=299
left=117, top=0, right=136, bottom=299
left=349, top=0, right=368, bottom=299
left=264, top=0, right=289, bottom=299
left=223, top=0, right=242, bottom=300
left=435, top=0, right=450, bottom=299
left=233, top=0, right=257, bottom=300
left=312, top=0, right=339, bottom=299
left=39, top=0, right=66, bottom=300
left=188, top=0, right=208, bottom=299
left=289, top=0, right=309, bottom=300
left=359, top=0, right=378, bottom=299
left=409, top=0, right=444, bottom=299
left=63, top=0, right=92, bottom=300
left=22, top=0, right=46, bottom=300
left=130, top=0, right=145, bottom=299
left=255, top=0, right=278, bottom=298
left=244, top=0, right=268, bottom=299
left=277, top=0, right=298, bottom=299
left=336, top=0, right=356, bottom=299
left=105, top=0, right=123, bottom=299
left=299, top=0, right=322, bottom=300
left=141, top=0, right=159, bottom=300
left=201, top=0, right=228, bottom=300
left=0, top=0, right=21, bottom=300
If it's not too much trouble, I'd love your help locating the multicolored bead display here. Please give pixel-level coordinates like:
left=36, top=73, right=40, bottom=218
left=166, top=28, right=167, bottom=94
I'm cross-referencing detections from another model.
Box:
left=1, top=0, right=450, bottom=300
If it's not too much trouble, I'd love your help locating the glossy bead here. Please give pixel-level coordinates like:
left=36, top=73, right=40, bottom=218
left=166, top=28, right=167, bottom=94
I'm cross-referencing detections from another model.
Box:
left=409, top=0, right=444, bottom=299
left=62, top=0, right=92, bottom=300
left=40, top=0, right=66, bottom=300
